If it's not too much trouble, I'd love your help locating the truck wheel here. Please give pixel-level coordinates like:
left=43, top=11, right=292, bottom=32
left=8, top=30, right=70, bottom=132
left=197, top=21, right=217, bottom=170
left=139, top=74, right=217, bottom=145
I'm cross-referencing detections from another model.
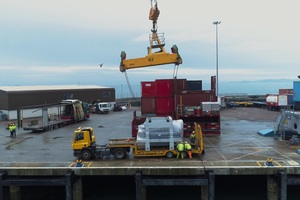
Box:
left=113, top=148, right=127, bottom=159
left=165, top=151, right=174, bottom=158
left=81, top=149, right=92, bottom=160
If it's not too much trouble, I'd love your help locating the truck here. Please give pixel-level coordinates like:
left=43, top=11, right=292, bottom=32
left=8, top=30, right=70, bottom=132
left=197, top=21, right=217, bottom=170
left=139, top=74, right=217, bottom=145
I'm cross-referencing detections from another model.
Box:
left=91, top=102, right=110, bottom=114
left=20, top=99, right=88, bottom=132
left=72, top=117, right=204, bottom=160
left=266, top=94, right=294, bottom=111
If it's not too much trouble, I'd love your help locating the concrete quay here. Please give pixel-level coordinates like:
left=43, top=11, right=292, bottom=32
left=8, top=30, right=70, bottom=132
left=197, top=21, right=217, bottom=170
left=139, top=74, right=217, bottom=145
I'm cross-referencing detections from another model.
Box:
left=1, top=107, right=300, bottom=199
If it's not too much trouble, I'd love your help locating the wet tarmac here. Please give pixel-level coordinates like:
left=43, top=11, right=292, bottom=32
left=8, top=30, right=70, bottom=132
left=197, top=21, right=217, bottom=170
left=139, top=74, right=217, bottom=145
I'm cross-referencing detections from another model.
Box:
left=1, top=107, right=300, bottom=170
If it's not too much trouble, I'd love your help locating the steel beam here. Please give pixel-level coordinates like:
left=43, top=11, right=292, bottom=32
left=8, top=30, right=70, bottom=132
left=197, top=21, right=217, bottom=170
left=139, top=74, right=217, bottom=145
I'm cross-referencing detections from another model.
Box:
left=65, top=171, right=74, bottom=200
left=0, top=171, right=75, bottom=200
left=279, top=171, right=287, bottom=200
left=135, top=171, right=214, bottom=200
left=207, top=170, right=215, bottom=200
left=0, top=171, right=7, bottom=200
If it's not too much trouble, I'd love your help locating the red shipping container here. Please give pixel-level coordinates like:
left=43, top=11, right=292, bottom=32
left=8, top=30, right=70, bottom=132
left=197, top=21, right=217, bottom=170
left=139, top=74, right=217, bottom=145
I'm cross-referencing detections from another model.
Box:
left=279, top=89, right=293, bottom=95
left=176, top=91, right=216, bottom=107
left=141, top=81, right=157, bottom=97
left=141, top=97, right=156, bottom=115
left=155, top=79, right=174, bottom=97
left=156, top=96, right=174, bottom=116
left=174, top=79, right=187, bottom=93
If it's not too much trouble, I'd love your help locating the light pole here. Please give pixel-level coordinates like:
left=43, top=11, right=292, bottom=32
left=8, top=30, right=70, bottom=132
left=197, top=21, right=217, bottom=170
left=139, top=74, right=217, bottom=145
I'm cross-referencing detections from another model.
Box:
left=213, top=21, right=221, bottom=97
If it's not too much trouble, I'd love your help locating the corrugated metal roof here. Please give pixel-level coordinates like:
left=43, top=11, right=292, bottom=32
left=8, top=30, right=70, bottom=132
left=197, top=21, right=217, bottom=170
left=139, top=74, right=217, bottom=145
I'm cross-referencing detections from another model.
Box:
left=0, top=85, right=111, bottom=92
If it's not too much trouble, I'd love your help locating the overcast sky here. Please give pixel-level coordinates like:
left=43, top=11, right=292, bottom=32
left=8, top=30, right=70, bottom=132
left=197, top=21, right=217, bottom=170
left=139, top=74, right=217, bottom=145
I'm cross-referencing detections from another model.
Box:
left=1, top=0, right=299, bottom=96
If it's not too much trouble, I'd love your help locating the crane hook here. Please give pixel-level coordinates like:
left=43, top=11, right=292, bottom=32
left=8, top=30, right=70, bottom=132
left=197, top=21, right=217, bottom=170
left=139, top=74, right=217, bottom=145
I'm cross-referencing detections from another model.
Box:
left=150, top=0, right=157, bottom=7
left=149, top=0, right=160, bottom=33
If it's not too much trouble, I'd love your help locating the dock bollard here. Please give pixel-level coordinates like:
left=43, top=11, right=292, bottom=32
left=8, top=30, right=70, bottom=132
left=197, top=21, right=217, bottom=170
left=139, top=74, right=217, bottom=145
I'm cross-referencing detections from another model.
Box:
left=266, top=158, right=274, bottom=166
left=76, top=159, right=83, bottom=167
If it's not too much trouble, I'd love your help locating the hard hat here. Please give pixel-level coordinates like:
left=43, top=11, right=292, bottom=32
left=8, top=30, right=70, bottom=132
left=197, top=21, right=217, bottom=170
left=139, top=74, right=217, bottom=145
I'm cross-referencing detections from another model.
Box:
left=192, top=131, right=195, bottom=133
left=180, top=141, right=183, bottom=144
left=185, top=141, right=187, bottom=144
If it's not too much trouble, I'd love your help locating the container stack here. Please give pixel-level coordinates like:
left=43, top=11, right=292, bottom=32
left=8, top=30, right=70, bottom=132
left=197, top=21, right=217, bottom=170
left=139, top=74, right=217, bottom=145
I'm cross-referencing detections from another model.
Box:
left=137, top=76, right=220, bottom=137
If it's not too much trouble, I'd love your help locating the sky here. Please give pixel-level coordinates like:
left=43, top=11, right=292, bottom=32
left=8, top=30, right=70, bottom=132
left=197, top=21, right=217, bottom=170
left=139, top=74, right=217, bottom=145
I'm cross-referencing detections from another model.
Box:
left=1, top=0, right=300, bottom=97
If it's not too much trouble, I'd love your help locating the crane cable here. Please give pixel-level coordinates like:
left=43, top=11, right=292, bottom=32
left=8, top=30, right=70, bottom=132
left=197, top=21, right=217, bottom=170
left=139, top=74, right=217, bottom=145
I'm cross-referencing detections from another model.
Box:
left=173, top=64, right=179, bottom=79
left=122, top=0, right=162, bottom=99
left=124, top=71, right=136, bottom=98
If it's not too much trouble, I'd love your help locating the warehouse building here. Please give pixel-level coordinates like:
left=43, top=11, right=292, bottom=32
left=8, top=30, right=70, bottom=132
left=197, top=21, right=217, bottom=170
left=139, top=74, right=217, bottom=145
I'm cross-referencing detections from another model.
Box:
left=0, top=85, right=115, bottom=120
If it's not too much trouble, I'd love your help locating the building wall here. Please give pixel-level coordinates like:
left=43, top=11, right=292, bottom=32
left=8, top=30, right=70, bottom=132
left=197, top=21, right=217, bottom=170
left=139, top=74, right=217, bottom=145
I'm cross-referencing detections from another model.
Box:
left=0, top=88, right=115, bottom=110
left=0, top=91, right=8, bottom=109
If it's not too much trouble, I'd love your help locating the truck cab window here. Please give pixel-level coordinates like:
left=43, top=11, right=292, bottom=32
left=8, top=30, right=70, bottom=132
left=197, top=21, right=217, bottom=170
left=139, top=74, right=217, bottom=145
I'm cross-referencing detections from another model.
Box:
left=75, top=132, right=84, bottom=141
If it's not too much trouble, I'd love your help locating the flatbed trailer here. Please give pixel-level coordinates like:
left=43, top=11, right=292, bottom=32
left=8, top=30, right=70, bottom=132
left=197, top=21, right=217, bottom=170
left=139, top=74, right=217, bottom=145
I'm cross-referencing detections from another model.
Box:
left=72, top=123, right=204, bottom=160
left=23, top=118, right=72, bottom=132
left=19, top=99, right=88, bottom=132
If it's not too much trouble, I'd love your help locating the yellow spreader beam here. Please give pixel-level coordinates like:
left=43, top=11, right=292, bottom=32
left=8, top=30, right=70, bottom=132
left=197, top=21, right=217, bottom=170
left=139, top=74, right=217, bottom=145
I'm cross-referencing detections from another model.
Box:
left=120, top=50, right=182, bottom=72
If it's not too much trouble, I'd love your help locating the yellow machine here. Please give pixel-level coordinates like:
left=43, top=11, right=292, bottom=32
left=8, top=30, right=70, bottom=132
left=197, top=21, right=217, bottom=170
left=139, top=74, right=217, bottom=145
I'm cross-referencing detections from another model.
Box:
left=119, top=0, right=182, bottom=73
left=72, top=123, right=204, bottom=160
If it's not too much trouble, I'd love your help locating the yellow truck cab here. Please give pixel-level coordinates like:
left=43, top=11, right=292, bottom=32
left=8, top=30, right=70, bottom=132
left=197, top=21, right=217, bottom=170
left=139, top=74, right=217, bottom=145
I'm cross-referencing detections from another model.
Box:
left=72, top=127, right=128, bottom=160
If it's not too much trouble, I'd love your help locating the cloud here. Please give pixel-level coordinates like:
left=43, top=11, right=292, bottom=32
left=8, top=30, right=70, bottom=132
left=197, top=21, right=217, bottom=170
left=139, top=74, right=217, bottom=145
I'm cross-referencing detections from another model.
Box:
left=1, top=0, right=300, bottom=93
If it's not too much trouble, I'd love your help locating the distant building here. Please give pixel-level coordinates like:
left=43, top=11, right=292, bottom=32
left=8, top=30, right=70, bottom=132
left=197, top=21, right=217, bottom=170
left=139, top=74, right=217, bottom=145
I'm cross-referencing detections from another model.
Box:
left=0, top=85, right=115, bottom=120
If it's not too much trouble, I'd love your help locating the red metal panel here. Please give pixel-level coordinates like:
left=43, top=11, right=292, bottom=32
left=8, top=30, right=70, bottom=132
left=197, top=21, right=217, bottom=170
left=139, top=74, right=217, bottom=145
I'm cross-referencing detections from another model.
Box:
left=176, top=91, right=216, bottom=107
left=279, top=89, right=293, bottom=95
left=141, top=97, right=156, bottom=115
left=211, top=76, right=216, bottom=92
left=141, top=81, right=157, bottom=97
left=156, top=97, right=174, bottom=116
left=132, top=111, right=146, bottom=138
left=155, top=79, right=174, bottom=97
left=174, top=79, right=187, bottom=93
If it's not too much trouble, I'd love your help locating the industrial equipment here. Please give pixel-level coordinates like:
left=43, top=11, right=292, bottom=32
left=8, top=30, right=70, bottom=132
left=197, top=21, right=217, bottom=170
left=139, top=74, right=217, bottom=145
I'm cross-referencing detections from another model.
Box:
left=119, top=0, right=182, bottom=97
left=72, top=120, right=204, bottom=160
left=273, top=110, right=300, bottom=140
left=119, top=0, right=182, bottom=72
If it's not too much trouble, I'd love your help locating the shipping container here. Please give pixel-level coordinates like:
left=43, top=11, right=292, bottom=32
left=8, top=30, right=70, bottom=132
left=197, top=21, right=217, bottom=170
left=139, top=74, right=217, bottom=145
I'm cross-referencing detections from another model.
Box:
left=180, top=115, right=220, bottom=136
left=155, top=79, right=174, bottom=97
left=294, top=81, right=300, bottom=102
left=186, top=80, right=202, bottom=91
left=141, top=97, right=156, bottom=116
left=176, top=91, right=216, bottom=107
left=156, top=97, right=174, bottom=116
left=174, top=79, right=187, bottom=93
left=141, top=81, right=156, bottom=97
left=266, top=94, right=294, bottom=110
left=279, top=89, right=293, bottom=95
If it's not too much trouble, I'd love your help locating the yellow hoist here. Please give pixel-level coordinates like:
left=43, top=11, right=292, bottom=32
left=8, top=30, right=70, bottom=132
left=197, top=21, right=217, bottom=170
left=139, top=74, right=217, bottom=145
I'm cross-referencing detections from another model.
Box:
left=120, top=0, right=183, bottom=97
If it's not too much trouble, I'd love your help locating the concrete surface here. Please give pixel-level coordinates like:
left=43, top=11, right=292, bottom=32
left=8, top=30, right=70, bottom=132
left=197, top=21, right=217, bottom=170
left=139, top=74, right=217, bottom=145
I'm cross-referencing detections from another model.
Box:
left=1, top=106, right=300, bottom=175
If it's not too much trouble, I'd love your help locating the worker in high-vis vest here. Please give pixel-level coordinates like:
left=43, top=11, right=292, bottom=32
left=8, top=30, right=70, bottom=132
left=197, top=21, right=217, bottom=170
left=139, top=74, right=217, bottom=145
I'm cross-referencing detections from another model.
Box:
left=184, top=141, right=192, bottom=159
left=190, top=131, right=196, bottom=143
left=9, top=123, right=16, bottom=138
left=176, top=141, right=184, bottom=159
